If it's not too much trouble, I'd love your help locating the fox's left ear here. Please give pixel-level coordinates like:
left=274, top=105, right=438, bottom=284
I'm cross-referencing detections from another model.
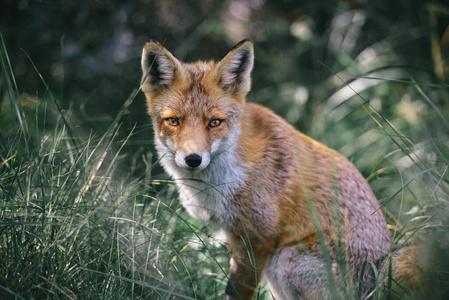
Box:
left=141, top=40, right=184, bottom=94
left=214, top=39, right=254, bottom=95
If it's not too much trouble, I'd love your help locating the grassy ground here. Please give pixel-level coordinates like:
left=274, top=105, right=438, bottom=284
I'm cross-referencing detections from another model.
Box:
left=1, top=30, right=449, bottom=300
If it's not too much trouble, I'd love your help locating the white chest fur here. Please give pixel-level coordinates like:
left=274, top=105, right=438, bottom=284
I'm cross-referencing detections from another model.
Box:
left=154, top=132, right=246, bottom=225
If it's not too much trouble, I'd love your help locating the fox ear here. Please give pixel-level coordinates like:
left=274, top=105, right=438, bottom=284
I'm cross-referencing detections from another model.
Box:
left=141, top=40, right=182, bottom=93
left=214, top=39, right=254, bottom=95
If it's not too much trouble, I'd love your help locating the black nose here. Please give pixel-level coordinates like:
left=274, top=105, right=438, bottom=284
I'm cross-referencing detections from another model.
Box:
left=185, top=154, right=202, bottom=168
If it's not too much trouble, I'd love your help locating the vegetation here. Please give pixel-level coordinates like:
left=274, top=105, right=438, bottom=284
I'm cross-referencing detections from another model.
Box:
left=1, top=0, right=448, bottom=298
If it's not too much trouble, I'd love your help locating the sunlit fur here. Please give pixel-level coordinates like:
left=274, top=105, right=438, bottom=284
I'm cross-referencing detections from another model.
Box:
left=141, top=40, right=393, bottom=299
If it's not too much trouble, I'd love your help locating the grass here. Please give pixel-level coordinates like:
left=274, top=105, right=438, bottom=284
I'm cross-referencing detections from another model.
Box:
left=0, top=35, right=232, bottom=299
left=1, top=32, right=449, bottom=300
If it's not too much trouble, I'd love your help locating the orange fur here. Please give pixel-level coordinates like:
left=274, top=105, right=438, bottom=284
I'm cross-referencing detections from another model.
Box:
left=380, top=243, right=425, bottom=296
left=141, top=39, right=392, bottom=299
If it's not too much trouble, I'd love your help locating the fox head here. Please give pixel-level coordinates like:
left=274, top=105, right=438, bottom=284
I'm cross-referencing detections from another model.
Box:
left=141, top=40, right=254, bottom=171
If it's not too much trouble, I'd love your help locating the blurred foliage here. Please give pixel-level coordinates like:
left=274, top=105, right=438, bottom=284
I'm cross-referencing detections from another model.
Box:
left=1, top=1, right=447, bottom=128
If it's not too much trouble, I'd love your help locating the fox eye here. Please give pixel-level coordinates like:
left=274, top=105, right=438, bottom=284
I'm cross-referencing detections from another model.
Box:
left=165, top=118, right=179, bottom=127
left=209, top=119, right=222, bottom=128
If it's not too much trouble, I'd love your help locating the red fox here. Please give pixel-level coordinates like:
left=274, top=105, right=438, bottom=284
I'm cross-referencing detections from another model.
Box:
left=140, top=40, right=417, bottom=299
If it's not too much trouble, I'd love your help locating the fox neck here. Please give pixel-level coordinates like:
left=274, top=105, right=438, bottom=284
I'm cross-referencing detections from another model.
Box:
left=155, top=126, right=246, bottom=225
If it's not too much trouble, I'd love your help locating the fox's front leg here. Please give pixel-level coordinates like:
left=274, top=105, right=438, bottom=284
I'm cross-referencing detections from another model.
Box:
left=224, top=235, right=272, bottom=300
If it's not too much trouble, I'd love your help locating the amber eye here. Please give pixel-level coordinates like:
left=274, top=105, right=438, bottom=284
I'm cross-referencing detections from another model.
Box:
left=209, top=119, right=222, bottom=128
left=165, top=118, right=179, bottom=127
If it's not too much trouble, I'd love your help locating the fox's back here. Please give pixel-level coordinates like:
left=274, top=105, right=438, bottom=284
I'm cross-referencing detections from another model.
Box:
left=236, top=102, right=390, bottom=276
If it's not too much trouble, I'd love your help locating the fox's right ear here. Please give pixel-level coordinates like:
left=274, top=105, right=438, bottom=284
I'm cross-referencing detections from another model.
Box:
left=141, top=40, right=183, bottom=93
